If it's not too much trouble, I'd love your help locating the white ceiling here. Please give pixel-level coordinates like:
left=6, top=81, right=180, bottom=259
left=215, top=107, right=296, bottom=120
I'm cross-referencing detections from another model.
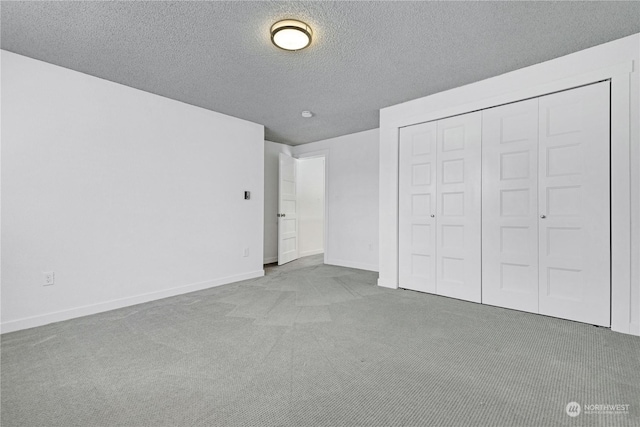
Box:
left=2, top=1, right=639, bottom=145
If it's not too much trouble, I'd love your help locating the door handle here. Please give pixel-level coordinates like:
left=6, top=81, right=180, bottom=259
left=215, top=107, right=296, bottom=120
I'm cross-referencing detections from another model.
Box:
left=540, top=214, right=546, bottom=219
left=430, top=214, right=435, bottom=218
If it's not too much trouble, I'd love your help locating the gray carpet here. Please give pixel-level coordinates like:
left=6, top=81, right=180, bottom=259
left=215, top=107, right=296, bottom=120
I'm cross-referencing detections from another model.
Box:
left=2, top=254, right=639, bottom=427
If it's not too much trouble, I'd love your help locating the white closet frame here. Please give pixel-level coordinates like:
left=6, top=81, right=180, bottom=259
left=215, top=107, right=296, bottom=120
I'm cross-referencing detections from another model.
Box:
left=379, top=60, right=635, bottom=335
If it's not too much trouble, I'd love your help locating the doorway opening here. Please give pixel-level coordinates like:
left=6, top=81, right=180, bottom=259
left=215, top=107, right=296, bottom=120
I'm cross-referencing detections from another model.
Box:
left=277, top=152, right=326, bottom=266
left=297, top=156, right=325, bottom=259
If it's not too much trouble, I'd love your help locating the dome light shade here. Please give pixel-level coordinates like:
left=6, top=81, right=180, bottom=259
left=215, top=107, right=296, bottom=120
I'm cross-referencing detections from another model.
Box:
left=271, top=19, right=312, bottom=51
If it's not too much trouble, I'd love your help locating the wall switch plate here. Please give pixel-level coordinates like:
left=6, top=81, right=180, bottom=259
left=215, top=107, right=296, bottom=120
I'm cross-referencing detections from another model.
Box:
left=243, top=247, right=249, bottom=257
left=43, top=271, right=55, bottom=286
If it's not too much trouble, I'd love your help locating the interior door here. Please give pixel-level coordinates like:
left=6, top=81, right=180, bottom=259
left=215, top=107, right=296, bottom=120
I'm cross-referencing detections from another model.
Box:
left=435, top=112, right=482, bottom=303
left=482, top=98, right=539, bottom=313
left=278, top=152, right=299, bottom=265
left=537, top=81, right=610, bottom=326
left=399, top=122, right=438, bottom=292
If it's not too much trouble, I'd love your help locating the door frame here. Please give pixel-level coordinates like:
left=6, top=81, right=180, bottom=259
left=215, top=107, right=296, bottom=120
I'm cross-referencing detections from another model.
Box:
left=295, top=149, right=329, bottom=265
left=380, top=60, right=635, bottom=335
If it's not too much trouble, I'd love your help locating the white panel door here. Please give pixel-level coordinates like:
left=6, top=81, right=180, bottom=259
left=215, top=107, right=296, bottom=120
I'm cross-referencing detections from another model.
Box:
left=482, top=98, right=539, bottom=313
left=399, top=122, right=437, bottom=292
left=435, top=112, right=482, bottom=303
left=538, top=82, right=610, bottom=326
left=278, top=153, right=299, bottom=265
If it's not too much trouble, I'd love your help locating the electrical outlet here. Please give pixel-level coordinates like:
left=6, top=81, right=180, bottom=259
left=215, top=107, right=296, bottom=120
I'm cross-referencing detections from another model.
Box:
left=242, top=247, right=249, bottom=257
left=43, top=271, right=55, bottom=286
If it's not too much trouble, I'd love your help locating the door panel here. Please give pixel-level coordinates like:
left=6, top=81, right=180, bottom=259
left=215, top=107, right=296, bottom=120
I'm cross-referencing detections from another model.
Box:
left=538, top=82, right=610, bottom=326
left=398, top=82, right=610, bottom=327
left=278, top=153, right=299, bottom=265
left=399, top=122, right=437, bottom=292
left=435, top=112, right=482, bottom=303
left=482, top=98, right=539, bottom=313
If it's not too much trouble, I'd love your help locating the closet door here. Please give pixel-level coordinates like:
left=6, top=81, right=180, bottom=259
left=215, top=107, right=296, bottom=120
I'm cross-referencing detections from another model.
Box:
left=435, top=112, right=482, bottom=302
left=482, top=99, right=539, bottom=313
left=538, top=82, right=610, bottom=326
left=399, top=122, right=438, bottom=292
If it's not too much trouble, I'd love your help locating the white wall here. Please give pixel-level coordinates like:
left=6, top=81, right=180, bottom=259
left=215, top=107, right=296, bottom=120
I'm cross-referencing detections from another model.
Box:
left=294, top=129, right=379, bottom=271
left=297, top=157, right=324, bottom=257
left=379, top=34, right=640, bottom=336
left=263, top=141, right=292, bottom=264
left=1, top=51, right=265, bottom=333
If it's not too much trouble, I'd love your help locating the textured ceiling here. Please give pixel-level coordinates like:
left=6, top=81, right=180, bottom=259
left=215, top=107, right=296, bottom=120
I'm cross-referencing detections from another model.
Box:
left=2, top=1, right=640, bottom=145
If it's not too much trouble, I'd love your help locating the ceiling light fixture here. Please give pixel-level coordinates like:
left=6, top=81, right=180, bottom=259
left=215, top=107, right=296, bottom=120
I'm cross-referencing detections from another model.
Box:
left=271, top=19, right=312, bottom=51
left=301, top=111, right=313, bottom=118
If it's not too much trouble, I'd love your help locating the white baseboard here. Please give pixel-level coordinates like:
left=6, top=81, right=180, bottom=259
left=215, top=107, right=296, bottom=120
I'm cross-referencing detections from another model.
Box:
left=0, top=270, right=265, bottom=334
left=263, top=256, right=278, bottom=264
left=326, top=258, right=378, bottom=272
left=299, top=249, right=324, bottom=258
left=377, top=277, right=398, bottom=289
